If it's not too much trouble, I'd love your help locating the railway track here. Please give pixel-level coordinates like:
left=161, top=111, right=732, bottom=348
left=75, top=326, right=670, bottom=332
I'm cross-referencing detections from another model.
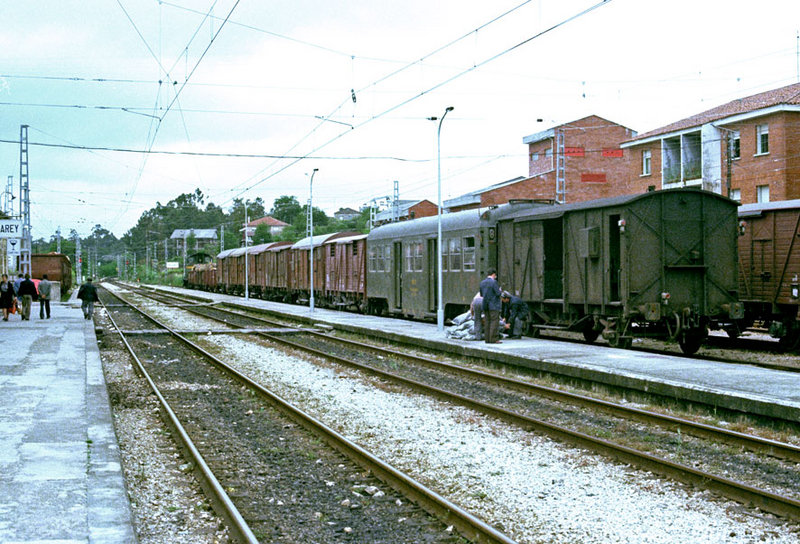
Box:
left=119, top=283, right=800, bottom=522
left=99, top=285, right=517, bottom=544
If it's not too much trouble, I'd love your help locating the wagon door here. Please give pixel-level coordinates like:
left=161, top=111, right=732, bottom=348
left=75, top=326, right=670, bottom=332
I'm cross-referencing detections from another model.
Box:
left=427, top=239, right=437, bottom=312
left=393, top=241, right=403, bottom=310
left=750, top=217, right=774, bottom=302
left=511, top=221, right=544, bottom=300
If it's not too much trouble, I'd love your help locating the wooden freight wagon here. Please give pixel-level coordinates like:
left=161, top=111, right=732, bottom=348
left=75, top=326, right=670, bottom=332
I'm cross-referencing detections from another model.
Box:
left=493, top=188, right=742, bottom=353
left=262, top=241, right=293, bottom=301
left=324, top=234, right=367, bottom=311
left=290, top=232, right=360, bottom=306
left=215, top=249, right=236, bottom=293
left=738, top=199, right=800, bottom=349
left=31, top=253, right=72, bottom=299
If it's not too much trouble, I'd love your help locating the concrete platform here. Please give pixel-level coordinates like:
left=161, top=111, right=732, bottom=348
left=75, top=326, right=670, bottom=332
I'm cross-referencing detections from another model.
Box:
left=144, top=283, right=800, bottom=423
left=0, top=297, right=136, bottom=543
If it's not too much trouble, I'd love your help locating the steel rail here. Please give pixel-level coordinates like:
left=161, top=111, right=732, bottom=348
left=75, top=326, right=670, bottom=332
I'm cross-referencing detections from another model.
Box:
left=124, top=285, right=800, bottom=521
left=102, top=286, right=519, bottom=544
left=135, top=282, right=800, bottom=373
left=98, top=295, right=260, bottom=544
left=130, top=284, right=800, bottom=463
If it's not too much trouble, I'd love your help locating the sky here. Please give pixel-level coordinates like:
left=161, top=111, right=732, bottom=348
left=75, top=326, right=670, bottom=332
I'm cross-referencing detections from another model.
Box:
left=2, top=0, right=800, bottom=240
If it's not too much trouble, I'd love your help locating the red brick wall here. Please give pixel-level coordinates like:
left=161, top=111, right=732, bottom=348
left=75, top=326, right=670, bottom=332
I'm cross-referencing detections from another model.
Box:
left=518, top=115, right=637, bottom=204
left=724, top=111, right=795, bottom=203
left=409, top=200, right=438, bottom=219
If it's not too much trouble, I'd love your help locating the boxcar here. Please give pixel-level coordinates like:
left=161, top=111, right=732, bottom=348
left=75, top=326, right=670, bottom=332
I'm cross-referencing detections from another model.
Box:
left=493, top=188, right=743, bottom=353
left=324, top=233, right=367, bottom=311
left=263, top=241, right=293, bottom=301
left=737, top=199, right=800, bottom=349
left=290, top=232, right=361, bottom=306
left=31, top=253, right=72, bottom=296
left=185, top=262, right=216, bottom=290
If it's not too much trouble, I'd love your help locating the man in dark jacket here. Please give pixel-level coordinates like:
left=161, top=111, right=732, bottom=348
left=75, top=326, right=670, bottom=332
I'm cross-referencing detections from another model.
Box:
left=77, top=278, right=99, bottom=320
left=501, top=291, right=530, bottom=339
left=17, top=274, right=38, bottom=321
left=479, top=269, right=502, bottom=344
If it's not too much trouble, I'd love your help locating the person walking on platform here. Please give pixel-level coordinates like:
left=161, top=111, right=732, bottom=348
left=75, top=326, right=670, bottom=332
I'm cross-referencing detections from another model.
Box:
left=38, top=274, right=52, bottom=319
left=480, top=269, right=503, bottom=344
left=0, top=274, right=14, bottom=321
left=501, top=291, right=530, bottom=339
left=77, top=277, right=99, bottom=320
left=17, top=274, right=37, bottom=321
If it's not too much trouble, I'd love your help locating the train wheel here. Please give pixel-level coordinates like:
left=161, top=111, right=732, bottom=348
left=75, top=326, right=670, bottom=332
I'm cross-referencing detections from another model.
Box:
left=678, top=328, right=706, bottom=355
left=608, top=333, right=632, bottom=349
left=582, top=322, right=601, bottom=344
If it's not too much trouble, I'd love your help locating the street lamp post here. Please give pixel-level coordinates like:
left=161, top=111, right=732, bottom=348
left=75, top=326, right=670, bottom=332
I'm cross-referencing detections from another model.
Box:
left=429, top=106, right=454, bottom=332
left=309, top=168, right=319, bottom=312
left=244, top=200, right=249, bottom=299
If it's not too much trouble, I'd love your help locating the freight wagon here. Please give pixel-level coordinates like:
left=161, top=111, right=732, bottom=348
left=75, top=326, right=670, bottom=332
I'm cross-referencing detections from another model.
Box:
left=31, top=253, right=72, bottom=298
left=737, top=199, right=800, bottom=349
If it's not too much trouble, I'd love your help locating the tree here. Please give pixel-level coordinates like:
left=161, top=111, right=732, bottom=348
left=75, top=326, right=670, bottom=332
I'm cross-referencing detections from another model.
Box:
left=270, top=195, right=302, bottom=224
left=253, top=224, right=273, bottom=244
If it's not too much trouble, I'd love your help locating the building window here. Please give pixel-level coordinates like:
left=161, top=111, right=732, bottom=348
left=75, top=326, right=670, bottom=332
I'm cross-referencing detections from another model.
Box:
left=757, top=184, right=770, bottom=203
left=756, top=124, right=769, bottom=155
left=531, top=152, right=539, bottom=161
left=642, top=150, right=651, bottom=176
left=463, top=237, right=476, bottom=271
left=729, top=130, right=740, bottom=159
left=729, top=188, right=741, bottom=202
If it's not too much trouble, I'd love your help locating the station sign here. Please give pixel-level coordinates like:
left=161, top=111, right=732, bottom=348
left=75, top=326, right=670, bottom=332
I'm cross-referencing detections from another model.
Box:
left=0, top=220, right=22, bottom=238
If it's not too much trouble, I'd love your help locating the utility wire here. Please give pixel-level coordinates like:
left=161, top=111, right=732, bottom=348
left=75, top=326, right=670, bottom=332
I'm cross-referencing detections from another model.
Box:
left=160, top=0, right=240, bottom=122
left=236, top=0, right=615, bottom=198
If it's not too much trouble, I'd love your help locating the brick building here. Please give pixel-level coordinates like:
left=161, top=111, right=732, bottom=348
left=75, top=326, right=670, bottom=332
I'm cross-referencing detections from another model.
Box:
left=373, top=199, right=437, bottom=226
left=621, top=82, right=800, bottom=204
left=444, top=116, right=636, bottom=210
left=521, top=115, right=638, bottom=203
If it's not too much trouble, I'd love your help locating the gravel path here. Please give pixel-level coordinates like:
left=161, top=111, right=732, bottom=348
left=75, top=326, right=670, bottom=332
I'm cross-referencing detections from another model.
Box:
left=195, top=332, right=798, bottom=544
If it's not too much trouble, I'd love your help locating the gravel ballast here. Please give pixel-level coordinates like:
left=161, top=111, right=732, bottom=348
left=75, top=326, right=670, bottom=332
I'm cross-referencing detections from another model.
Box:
left=196, top=332, right=797, bottom=544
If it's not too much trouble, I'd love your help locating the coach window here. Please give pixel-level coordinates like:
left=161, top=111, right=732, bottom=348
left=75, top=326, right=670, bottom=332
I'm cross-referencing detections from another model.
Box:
left=414, top=242, right=424, bottom=271
left=441, top=239, right=449, bottom=272
left=756, top=124, right=769, bottom=155
left=368, top=247, right=376, bottom=272
left=405, top=244, right=414, bottom=272
left=641, top=150, right=651, bottom=176
left=449, top=238, right=462, bottom=271
left=463, top=237, right=476, bottom=271
left=377, top=245, right=385, bottom=272
left=384, top=245, right=392, bottom=273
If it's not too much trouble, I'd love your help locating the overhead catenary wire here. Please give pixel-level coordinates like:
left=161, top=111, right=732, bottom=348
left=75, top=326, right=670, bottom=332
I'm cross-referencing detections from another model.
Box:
left=231, top=0, right=615, bottom=201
